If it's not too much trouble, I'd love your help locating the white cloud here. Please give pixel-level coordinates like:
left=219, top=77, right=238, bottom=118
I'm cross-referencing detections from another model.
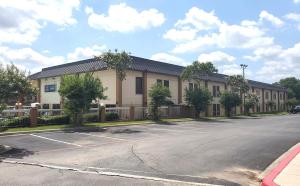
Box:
left=175, top=7, right=221, bottom=31
left=0, top=0, right=80, bottom=45
left=285, top=13, right=300, bottom=21
left=249, top=43, right=300, bottom=82
left=198, top=51, right=235, bottom=63
left=150, top=53, right=187, bottom=66
left=259, top=10, right=284, bottom=27
left=67, top=45, right=107, bottom=61
left=163, top=28, right=197, bottom=42
left=168, top=8, right=274, bottom=54
left=0, top=46, right=65, bottom=73
left=172, top=34, right=217, bottom=53
left=294, top=0, right=300, bottom=4
left=86, top=3, right=165, bottom=32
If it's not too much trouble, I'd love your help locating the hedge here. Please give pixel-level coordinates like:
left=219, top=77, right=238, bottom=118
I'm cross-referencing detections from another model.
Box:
left=38, top=115, right=70, bottom=125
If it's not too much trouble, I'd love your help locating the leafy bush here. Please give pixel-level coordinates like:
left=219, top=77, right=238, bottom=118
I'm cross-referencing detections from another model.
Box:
left=106, top=112, right=119, bottom=121
left=0, top=116, right=30, bottom=128
left=83, top=113, right=99, bottom=123
left=38, top=115, right=69, bottom=125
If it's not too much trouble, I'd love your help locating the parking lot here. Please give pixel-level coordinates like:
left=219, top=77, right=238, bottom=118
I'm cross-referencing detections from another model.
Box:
left=1, top=114, right=300, bottom=186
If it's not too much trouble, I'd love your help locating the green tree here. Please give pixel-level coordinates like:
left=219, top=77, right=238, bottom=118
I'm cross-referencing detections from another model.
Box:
left=95, top=49, right=133, bottom=81
left=181, top=61, right=218, bottom=85
left=287, top=98, right=299, bottom=108
left=220, top=91, right=241, bottom=117
left=226, top=75, right=250, bottom=115
left=0, top=63, right=36, bottom=104
left=185, top=87, right=212, bottom=118
left=59, top=73, right=106, bottom=126
left=244, top=94, right=259, bottom=115
left=277, top=77, right=300, bottom=100
left=148, top=83, right=171, bottom=121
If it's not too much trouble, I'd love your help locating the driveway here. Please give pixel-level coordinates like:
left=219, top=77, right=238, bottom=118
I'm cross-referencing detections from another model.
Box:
left=1, top=115, right=300, bottom=186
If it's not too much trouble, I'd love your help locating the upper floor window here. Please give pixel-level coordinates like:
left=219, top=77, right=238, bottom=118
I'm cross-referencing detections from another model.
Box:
left=280, top=93, right=283, bottom=100
left=256, top=90, right=260, bottom=96
left=164, top=80, right=169, bottom=88
left=213, top=86, right=220, bottom=97
left=273, top=94, right=276, bottom=100
left=265, top=92, right=269, bottom=99
left=157, top=79, right=162, bottom=85
left=44, top=84, right=56, bottom=92
left=188, top=83, right=198, bottom=90
left=136, top=77, right=143, bottom=94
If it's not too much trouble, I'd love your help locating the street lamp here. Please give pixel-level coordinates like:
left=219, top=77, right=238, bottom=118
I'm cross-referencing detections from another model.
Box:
left=240, top=64, right=248, bottom=115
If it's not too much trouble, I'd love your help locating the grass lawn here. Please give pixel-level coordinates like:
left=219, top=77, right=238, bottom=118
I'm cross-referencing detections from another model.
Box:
left=1, top=118, right=194, bottom=134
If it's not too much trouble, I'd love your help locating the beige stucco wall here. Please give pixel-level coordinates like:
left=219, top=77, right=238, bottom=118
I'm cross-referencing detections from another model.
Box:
left=41, top=76, right=61, bottom=105
left=122, top=70, right=143, bottom=106
left=147, top=73, right=179, bottom=105
left=181, top=79, right=205, bottom=104
left=93, top=70, right=116, bottom=105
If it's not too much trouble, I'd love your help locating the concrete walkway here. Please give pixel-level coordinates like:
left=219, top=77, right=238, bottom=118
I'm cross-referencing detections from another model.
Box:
left=262, top=143, right=300, bottom=186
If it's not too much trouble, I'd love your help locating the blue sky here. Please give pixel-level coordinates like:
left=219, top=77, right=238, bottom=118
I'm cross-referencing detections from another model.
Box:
left=0, top=0, right=300, bottom=83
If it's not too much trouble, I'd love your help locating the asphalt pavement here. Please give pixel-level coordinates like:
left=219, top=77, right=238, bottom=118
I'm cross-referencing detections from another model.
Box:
left=1, top=114, right=300, bottom=186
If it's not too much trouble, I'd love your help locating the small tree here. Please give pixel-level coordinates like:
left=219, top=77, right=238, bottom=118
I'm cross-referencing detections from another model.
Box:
left=185, top=87, right=212, bottom=118
left=59, top=73, right=106, bottom=126
left=95, top=49, right=133, bottom=81
left=220, top=91, right=241, bottom=117
left=244, top=94, right=259, bottom=115
left=148, top=83, right=171, bottom=121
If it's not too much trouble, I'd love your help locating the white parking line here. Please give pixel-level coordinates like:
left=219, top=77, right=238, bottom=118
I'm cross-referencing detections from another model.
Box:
left=76, top=132, right=130, bottom=142
left=30, top=134, right=82, bottom=147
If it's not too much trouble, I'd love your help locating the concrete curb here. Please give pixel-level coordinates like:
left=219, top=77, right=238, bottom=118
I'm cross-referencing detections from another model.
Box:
left=258, top=142, right=300, bottom=184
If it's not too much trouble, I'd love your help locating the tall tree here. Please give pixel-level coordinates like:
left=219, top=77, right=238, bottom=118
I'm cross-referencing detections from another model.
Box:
left=181, top=61, right=218, bottom=85
left=220, top=91, right=242, bottom=117
left=94, top=49, right=133, bottom=81
left=0, top=63, right=36, bottom=104
left=59, top=73, right=106, bottom=126
left=277, top=77, right=300, bottom=100
left=148, top=83, right=171, bottom=121
left=185, top=87, right=212, bottom=118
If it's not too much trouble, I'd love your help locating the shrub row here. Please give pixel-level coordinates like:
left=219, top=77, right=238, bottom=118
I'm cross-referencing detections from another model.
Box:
left=0, top=112, right=121, bottom=129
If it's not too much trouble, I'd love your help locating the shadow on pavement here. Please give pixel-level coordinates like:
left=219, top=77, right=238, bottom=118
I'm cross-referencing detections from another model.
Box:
left=0, top=147, right=34, bottom=160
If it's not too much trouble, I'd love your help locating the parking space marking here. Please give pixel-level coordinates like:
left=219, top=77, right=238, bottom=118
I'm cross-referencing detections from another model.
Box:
left=76, top=132, right=132, bottom=142
left=30, top=134, right=82, bottom=147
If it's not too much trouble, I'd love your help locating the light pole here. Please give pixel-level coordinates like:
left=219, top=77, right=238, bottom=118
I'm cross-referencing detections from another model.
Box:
left=240, top=64, right=248, bottom=115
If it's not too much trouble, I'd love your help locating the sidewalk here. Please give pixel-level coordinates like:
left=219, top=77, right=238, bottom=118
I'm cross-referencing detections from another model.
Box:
left=262, top=143, right=300, bottom=186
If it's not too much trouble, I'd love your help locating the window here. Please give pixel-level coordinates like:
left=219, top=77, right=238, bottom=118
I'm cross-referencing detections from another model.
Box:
left=280, top=93, right=282, bottom=100
left=256, top=105, right=260, bottom=112
left=164, top=80, right=169, bottom=88
left=136, top=77, right=143, bottom=94
left=189, top=83, right=193, bottom=90
left=256, top=90, right=260, bottom=96
left=213, top=86, right=220, bottom=97
left=52, top=104, right=61, bottom=109
left=42, top=104, right=49, bottom=109
left=157, top=79, right=162, bottom=85
left=44, top=84, right=56, bottom=92
left=194, top=83, right=198, bottom=90
left=213, top=104, right=220, bottom=116
left=265, top=92, right=269, bottom=99
left=273, top=94, right=276, bottom=100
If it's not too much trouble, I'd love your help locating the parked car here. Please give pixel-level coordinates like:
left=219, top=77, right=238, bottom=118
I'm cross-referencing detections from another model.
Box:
left=290, top=105, right=300, bottom=114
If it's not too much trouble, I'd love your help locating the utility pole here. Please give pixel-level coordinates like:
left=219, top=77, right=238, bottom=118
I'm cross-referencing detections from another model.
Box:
left=240, top=64, right=248, bottom=115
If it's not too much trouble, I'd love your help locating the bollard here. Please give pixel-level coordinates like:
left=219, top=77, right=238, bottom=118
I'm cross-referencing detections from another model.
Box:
left=100, top=106, right=106, bottom=122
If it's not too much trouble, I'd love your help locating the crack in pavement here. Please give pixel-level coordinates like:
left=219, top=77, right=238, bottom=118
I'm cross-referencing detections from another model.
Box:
left=130, top=144, right=165, bottom=174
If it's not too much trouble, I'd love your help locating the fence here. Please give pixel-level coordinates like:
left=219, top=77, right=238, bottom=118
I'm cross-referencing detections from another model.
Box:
left=0, top=105, right=189, bottom=129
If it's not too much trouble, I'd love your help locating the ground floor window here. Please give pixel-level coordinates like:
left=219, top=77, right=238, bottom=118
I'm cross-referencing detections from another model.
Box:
left=213, top=104, right=220, bottom=116
left=52, top=104, right=61, bottom=109
left=42, top=104, right=49, bottom=109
